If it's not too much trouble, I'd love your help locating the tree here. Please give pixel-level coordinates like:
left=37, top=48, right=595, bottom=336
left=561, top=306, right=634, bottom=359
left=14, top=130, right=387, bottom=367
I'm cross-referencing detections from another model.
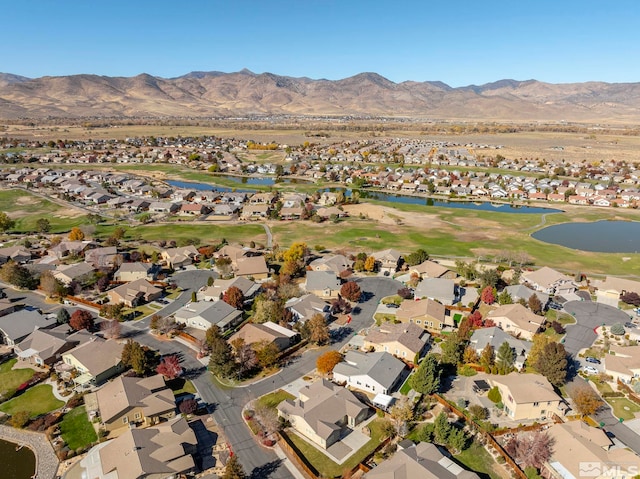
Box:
left=179, top=398, right=198, bottom=415
left=469, top=404, right=489, bottom=420
left=231, top=338, right=257, bottom=378
left=364, top=256, right=376, bottom=272
left=9, top=410, right=30, bottom=429
left=447, top=426, right=469, bottom=453
left=252, top=298, right=283, bottom=324
left=397, top=287, right=413, bottom=300
left=496, top=341, right=516, bottom=374
left=39, top=270, right=65, bottom=298
left=478, top=268, right=500, bottom=288
left=410, top=354, right=441, bottom=394
left=434, top=412, right=452, bottom=445
left=488, top=386, right=502, bottom=403
left=96, top=275, right=110, bottom=293
left=221, top=454, right=246, bottom=479
left=100, top=303, right=125, bottom=321
left=316, top=351, right=343, bottom=375
left=191, top=291, right=198, bottom=303
left=505, top=432, right=555, bottom=469
left=112, top=227, right=126, bottom=240
left=405, top=249, right=429, bottom=266
left=209, top=335, right=237, bottom=378
left=281, top=260, right=303, bottom=278
left=0, top=261, right=36, bottom=289
left=56, top=308, right=70, bottom=325
left=121, top=340, right=149, bottom=375
left=463, top=347, right=479, bottom=364
left=528, top=334, right=554, bottom=370
left=255, top=341, right=280, bottom=369
left=100, top=319, right=122, bottom=339
left=481, top=286, right=495, bottom=304
left=498, top=290, right=513, bottom=305
left=307, top=313, right=330, bottom=345
left=283, top=242, right=308, bottom=263
left=207, top=276, right=215, bottom=287
left=480, top=344, right=495, bottom=372
left=205, top=325, right=223, bottom=349
left=621, top=292, right=640, bottom=306
left=389, top=398, right=414, bottom=437
left=528, top=294, right=543, bottom=314
left=156, top=355, right=183, bottom=379
left=340, top=281, right=361, bottom=302
left=535, top=342, right=568, bottom=386
left=68, top=227, right=85, bottom=241
left=568, top=382, right=604, bottom=416
left=440, top=335, right=465, bottom=367
left=36, top=218, right=51, bottom=233
left=69, top=309, right=94, bottom=331
left=0, top=212, right=15, bottom=232
left=223, top=286, right=245, bottom=310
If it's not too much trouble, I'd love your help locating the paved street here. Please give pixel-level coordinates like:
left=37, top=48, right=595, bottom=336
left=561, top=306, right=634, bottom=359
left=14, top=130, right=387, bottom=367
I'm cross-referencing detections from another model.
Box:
left=562, top=300, right=629, bottom=355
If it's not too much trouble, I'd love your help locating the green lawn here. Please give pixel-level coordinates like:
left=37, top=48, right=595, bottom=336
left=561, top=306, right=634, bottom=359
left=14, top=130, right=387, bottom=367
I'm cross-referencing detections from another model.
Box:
left=607, top=397, right=640, bottom=421
left=545, top=310, right=576, bottom=325
left=60, top=406, right=98, bottom=450
left=284, top=418, right=387, bottom=478
left=257, top=390, right=295, bottom=410
left=542, top=327, right=563, bottom=342
left=0, top=359, right=35, bottom=399
left=399, top=375, right=414, bottom=395
left=0, top=384, right=65, bottom=418
left=454, top=440, right=502, bottom=479
left=166, top=378, right=197, bottom=396
left=587, top=375, right=614, bottom=395
left=123, top=304, right=155, bottom=320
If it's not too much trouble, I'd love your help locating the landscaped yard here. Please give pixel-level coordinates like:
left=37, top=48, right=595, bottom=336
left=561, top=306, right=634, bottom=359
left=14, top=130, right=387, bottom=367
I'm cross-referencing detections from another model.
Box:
left=60, top=406, right=98, bottom=450
left=607, top=397, right=640, bottom=421
left=399, top=375, right=413, bottom=395
left=454, top=440, right=503, bottom=479
left=0, top=359, right=35, bottom=399
left=0, top=384, right=65, bottom=418
left=166, top=378, right=197, bottom=396
left=586, top=375, right=614, bottom=395
left=283, top=418, right=388, bottom=478
left=257, top=389, right=295, bottom=409
left=123, top=304, right=155, bottom=320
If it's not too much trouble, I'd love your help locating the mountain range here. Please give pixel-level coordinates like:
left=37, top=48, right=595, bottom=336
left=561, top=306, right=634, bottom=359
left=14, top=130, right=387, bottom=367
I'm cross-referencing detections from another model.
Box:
left=2, top=70, right=640, bottom=122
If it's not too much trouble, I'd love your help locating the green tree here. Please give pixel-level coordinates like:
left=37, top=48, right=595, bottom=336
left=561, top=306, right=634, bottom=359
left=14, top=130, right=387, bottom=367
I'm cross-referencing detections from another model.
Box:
left=209, top=335, right=237, bottom=378
left=434, top=412, right=452, bottom=445
left=405, top=249, right=429, bottom=266
left=527, top=334, right=554, bottom=371
left=56, top=308, right=70, bottom=325
left=221, top=454, right=246, bottom=479
left=496, top=341, right=516, bottom=374
left=535, top=342, right=568, bottom=386
left=410, top=355, right=441, bottom=394
left=488, top=386, right=502, bottom=403
left=36, top=218, right=51, bottom=233
left=0, top=261, right=36, bottom=289
left=121, top=340, right=149, bottom=375
left=498, top=290, right=513, bottom=305
left=0, top=212, right=15, bottom=232
left=440, top=335, right=465, bottom=367
left=447, top=427, right=469, bottom=453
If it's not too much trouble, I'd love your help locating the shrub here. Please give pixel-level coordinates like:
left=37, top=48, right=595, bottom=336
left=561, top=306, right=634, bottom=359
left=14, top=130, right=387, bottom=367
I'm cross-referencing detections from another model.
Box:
left=488, top=386, right=502, bottom=403
left=9, top=410, right=31, bottom=428
left=551, top=321, right=565, bottom=334
left=611, top=323, right=625, bottom=336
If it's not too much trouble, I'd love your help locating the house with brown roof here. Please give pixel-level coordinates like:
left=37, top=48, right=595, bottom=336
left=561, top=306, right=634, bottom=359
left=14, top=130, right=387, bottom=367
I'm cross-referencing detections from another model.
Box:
left=89, top=375, right=176, bottom=432
left=228, top=321, right=299, bottom=352
left=371, top=249, right=403, bottom=273
left=113, top=262, right=157, bottom=282
left=77, top=416, right=197, bottom=479
left=486, top=303, right=544, bottom=340
left=107, top=278, right=163, bottom=307
left=542, top=421, right=640, bottom=479
left=161, top=245, right=199, bottom=269
left=278, top=379, right=370, bottom=449
left=603, top=345, right=640, bottom=384
left=235, top=255, right=269, bottom=280
left=304, top=271, right=341, bottom=299
left=521, top=266, right=577, bottom=296
left=363, top=322, right=430, bottom=364
left=84, top=246, right=120, bottom=268
left=14, top=328, right=92, bottom=367
left=309, top=254, right=352, bottom=275
left=409, top=260, right=456, bottom=280
left=593, top=276, right=640, bottom=302
left=488, top=373, right=568, bottom=421
left=201, top=276, right=260, bottom=302
left=62, top=337, right=125, bottom=387
left=0, top=245, right=31, bottom=264
left=365, top=442, right=480, bottom=479
left=53, top=262, right=96, bottom=285
left=395, top=298, right=451, bottom=331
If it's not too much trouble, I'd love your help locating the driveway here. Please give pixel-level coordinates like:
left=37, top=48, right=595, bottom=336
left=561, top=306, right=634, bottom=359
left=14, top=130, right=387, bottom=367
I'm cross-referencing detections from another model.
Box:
left=562, top=301, right=630, bottom=355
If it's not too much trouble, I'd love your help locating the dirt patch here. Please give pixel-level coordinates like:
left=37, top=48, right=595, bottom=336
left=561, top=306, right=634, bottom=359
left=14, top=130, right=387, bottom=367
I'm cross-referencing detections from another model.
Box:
left=342, top=203, right=449, bottom=228
left=15, top=196, right=39, bottom=206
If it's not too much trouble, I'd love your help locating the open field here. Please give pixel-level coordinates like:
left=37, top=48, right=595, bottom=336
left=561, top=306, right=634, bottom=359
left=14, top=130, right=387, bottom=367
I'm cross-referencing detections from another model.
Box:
left=0, top=189, right=86, bottom=232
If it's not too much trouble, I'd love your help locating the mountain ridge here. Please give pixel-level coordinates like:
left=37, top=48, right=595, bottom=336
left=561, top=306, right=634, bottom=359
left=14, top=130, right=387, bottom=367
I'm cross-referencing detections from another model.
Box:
left=1, top=70, right=640, bottom=121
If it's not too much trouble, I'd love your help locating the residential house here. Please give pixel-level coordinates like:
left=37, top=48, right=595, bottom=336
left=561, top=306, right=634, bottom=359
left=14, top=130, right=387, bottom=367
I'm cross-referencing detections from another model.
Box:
left=53, top=262, right=96, bottom=285
left=62, top=337, right=125, bottom=387
left=371, top=249, right=402, bottom=273
left=0, top=310, right=56, bottom=346
left=488, top=373, right=567, bottom=421
left=414, top=278, right=457, bottom=305
left=228, top=322, right=299, bottom=352
left=543, top=420, right=640, bottom=479
left=365, top=442, right=480, bottom=479
left=309, top=254, right=352, bottom=275
left=77, top=416, right=197, bottom=479
left=14, top=328, right=92, bottom=367
left=174, top=300, right=242, bottom=332
left=0, top=245, right=31, bottom=264
left=486, top=304, right=545, bottom=340
left=409, top=260, right=456, bottom=279
left=593, top=276, right=640, bottom=302
left=469, top=327, right=531, bottom=369
left=241, top=204, right=270, bottom=219
left=333, top=350, right=406, bottom=395
left=503, top=285, right=550, bottom=306
left=285, top=294, right=329, bottom=323
left=0, top=298, right=18, bottom=318
left=395, top=298, right=451, bottom=331
left=201, top=277, right=260, bottom=302
left=603, top=345, right=640, bottom=384
left=179, top=203, right=210, bottom=216
left=522, top=266, right=577, bottom=296
left=107, top=278, right=163, bottom=307
left=84, top=246, right=120, bottom=268
left=161, top=246, right=199, bottom=269
left=277, top=379, right=370, bottom=449
left=304, top=271, right=341, bottom=299
left=362, top=322, right=429, bottom=364
left=113, top=262, right=157, bottom=282
left=89, top=375, right=176, bottom=432
left=235, top=256, right=269, bottom=280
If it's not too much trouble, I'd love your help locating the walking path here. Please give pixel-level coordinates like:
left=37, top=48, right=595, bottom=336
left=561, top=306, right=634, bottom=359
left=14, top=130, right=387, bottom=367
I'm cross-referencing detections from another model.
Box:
left=45, top=380, right=69, bottom=403
left=0, top=424, right=59, bottom=479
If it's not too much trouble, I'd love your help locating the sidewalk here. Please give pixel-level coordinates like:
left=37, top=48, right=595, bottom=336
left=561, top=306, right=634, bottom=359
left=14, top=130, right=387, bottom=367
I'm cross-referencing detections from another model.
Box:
left=273, top=443, right=307, bottom=479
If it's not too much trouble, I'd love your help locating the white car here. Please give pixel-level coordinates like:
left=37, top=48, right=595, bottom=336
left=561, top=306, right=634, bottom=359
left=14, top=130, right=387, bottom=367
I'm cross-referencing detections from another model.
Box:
left=583, top=365, right=599, bottom=375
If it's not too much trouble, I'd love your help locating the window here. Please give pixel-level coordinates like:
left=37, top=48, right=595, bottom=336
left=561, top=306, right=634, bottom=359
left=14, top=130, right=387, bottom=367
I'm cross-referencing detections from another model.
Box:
left=533, top=402, right=539, bottom=407
left=402, top=351, right=406, bottom=357
left=122, top=416, right=128, bottom=424
left=134, top=412, right=141, bottom=420
left=416, top=320, right=422, bottom=325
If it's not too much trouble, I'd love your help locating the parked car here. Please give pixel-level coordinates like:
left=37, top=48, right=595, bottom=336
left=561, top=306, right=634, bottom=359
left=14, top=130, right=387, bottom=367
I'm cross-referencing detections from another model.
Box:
left=583, top=365, right=599, bottom=374
left=585, top=356, right=601, bottom=364
left=548, top=302, right=563, bottom=310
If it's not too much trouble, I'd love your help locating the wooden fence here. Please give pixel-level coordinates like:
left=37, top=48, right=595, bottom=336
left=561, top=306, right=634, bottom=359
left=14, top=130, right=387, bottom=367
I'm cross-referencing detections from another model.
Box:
left=617, top=379, right=640, bottom=405
left=64, top=295, right=101, bottom=309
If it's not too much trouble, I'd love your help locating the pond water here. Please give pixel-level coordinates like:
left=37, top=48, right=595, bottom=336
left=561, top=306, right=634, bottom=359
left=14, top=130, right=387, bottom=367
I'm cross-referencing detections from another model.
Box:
left=0, top=439, right=36, bottom=479
left=167, top=180, right=253, bottom=193
left=532, top=220, right=640, bottom=252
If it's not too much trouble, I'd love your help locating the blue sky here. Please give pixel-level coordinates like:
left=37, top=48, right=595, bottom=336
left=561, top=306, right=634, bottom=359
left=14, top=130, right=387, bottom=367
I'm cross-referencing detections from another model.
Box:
left=3, top=0, right=639, bottom=86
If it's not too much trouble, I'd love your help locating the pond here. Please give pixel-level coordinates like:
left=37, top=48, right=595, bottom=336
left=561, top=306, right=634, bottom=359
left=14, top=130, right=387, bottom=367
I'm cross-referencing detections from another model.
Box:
left=0, top=439, right=36, bottom=479
left=532, top=220, right=640, bottom=252
left=167, top=180, right=253, bottom=193
left=219, top=174, right=311, bottom=185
